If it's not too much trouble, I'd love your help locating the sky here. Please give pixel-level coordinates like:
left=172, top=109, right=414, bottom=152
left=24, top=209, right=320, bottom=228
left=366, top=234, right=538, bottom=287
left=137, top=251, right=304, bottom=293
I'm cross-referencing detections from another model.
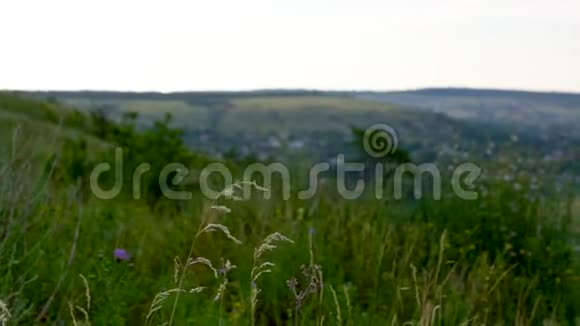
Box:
left=1, top=0, right=579, bottom=92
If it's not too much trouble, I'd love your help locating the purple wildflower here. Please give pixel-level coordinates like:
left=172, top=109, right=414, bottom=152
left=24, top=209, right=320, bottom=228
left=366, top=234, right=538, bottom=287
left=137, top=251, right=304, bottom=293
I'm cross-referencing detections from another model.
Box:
left=114, top=248, right=131, bottom=261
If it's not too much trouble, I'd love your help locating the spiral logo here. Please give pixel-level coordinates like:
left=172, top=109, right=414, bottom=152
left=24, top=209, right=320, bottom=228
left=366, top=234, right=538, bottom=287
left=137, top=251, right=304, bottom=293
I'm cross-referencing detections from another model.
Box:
left=363, top=123, right=399, bottom=158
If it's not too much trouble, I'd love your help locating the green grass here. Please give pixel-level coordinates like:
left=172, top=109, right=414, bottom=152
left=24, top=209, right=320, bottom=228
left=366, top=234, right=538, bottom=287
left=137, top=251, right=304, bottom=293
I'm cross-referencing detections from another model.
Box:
left=0, top=93, right=578, bottom=325
left=61, top=94, right=428, bottom=134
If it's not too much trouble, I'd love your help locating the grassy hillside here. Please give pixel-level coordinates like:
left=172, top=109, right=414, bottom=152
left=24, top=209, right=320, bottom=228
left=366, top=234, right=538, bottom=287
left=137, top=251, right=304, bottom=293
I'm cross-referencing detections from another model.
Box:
left=357, top=88, right=580, bottom=130
left=0, top=94, right=94, bottom=169
left=0, top=92, right=579, bottom=325
left=28, top=90, right=580, bottom=184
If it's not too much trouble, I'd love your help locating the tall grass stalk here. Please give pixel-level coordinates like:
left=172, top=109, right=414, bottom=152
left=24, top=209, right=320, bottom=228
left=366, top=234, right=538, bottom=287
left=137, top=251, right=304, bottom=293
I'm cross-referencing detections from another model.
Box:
left=168, top=182, right=266, bottom=326
left=250, top=232, right=294, bottom=325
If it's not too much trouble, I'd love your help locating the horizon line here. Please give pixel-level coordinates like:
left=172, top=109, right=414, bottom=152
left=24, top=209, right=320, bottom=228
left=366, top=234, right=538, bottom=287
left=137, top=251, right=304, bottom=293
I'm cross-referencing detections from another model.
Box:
left=2, top=86, right=580, bottom=96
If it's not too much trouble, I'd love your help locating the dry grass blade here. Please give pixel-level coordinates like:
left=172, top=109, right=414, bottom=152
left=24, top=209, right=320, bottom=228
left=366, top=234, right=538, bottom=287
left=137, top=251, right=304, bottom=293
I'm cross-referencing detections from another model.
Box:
left=147, top=287, right=206, bottom=321
left=330, top=285, right=342, bottom=326
left=173, top=257, right=182, bottom=284
left=251, top=232, right=294, bottom=326
left=487, top=263, right=518, bottom=295
left=79, top=274, right=91, bottom=313
left=187, top=257, right=219, bottom=278
left=255, top=261, right=276, bottom=271
left=68, top=302, right=78, bottom=326
left=147, top=289, right=184, bottom=321
left=214, top=281, right=228, bottom=302
left=0, top=300, right=11, bottom=324
left=68, top=274, right=92, bottom=325
left=189, top=287, right=206, bottom=294
left=255, top=232, right=294, bottom=259
left=252, top=269, right=273, bottom=283
left=343, top=285, right=352, bottom=326
left=215, top=258, right=237, bottom=326
left=199, top=224, right=242, bottom=244
left=211, top=205, right=232, bottom=214
left=251, top=262, right=276, bottom=282
left=218, top=181, right=269, bottom=201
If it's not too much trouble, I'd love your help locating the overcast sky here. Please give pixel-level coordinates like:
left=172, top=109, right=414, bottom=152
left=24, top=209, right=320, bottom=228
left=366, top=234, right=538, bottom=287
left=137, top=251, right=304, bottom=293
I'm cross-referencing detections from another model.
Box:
left=1, top=0, right=579, bottom=92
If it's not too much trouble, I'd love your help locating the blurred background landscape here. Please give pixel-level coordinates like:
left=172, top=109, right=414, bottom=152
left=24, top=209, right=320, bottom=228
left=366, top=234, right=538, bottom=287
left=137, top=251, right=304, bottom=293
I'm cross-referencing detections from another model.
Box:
left=27, top=88, right=580, bottom=165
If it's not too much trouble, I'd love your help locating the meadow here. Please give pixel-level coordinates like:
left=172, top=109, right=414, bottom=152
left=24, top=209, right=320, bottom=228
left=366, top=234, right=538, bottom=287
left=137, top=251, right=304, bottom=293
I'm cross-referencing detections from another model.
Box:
left=0, top=92, right=579, bottom=325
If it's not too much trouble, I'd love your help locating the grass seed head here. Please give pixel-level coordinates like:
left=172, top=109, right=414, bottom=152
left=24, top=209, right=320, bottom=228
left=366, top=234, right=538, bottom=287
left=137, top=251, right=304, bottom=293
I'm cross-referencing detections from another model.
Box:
left=0, top=300, right=11, bottom=324
left=199, top=223, right=242, bottom=245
